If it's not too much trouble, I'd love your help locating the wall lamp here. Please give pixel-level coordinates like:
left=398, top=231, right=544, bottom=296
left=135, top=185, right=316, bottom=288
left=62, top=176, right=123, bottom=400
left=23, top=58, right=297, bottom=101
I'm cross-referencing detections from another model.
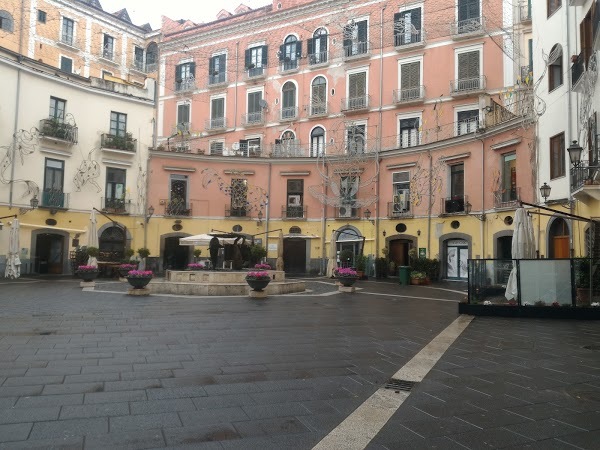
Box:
left=363, top=209, right=375, bottom=225
left=465, top=201, right=486, bottom=221
left=539, top=182, right=551, bottom=203
left=257, top=210, right=263, bottom=226
left=18, top=195, right=39, bottom=215
left=567, top=140, right=583, bottom=166
left=145, top=205, right=155, bottom=223
left=0, top=214, right=17, bottom=231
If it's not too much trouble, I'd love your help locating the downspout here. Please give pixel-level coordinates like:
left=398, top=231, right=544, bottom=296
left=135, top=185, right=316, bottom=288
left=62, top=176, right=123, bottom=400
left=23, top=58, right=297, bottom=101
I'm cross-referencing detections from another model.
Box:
left=10, top=0, right=26, bottom=207
left=480, top=137, right=485, bottom=258
left=566, top=4, right=575, bottom=256
left=321, top=164, right=328, bottom=275
left=266, top=162, right=271, bottom=251
left=427, top=150, right=432, bottom=256
left=375, top=3, right=386, bottom=258
left=234, top=42, right=239, bottom=129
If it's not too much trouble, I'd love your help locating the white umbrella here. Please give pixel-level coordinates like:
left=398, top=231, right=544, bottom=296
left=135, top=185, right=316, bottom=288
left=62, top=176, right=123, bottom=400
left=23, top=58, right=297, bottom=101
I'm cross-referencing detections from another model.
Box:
left=179, top=234, right=237, bottom=246
left=87, top=209, right=99, bottom=267
left=505, top=208, right=535, bottom=300
left=326, top=230, right=338, bottom=278
left=4, top=219, right=21, bottom=279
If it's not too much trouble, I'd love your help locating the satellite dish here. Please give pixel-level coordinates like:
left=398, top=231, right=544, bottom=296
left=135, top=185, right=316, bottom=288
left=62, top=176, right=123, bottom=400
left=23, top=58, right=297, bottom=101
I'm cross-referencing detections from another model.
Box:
left=259, top=99, right=268, bottom=109
left=232, top=142, right=240, bottom=150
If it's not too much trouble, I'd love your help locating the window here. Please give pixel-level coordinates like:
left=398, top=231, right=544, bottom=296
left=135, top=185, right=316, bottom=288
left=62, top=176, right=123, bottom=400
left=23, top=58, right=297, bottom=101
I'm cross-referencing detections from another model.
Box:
left=392, top=172, right=410, bottom=215
left=580, top=7, right=594, bottom=67
left=102, top=34, right=114, bottom=59
left=588, top=112, right=598, bottom=165
left=286, top=179, right=304, bottom=218
left=457, top=0, right=481, bottom=33
left=280, top=35, right=301, bottom=71
left=175, top=62, right=196, bottom=91
left=230, top=179, right=248, bottom=216
left=339, top=176, right=359, bottom=217
left=61, top=17, right=74, bottom=46
left=500, top=153, right=517, bottom=203
left=60, top=56, right=73, bottom=73
left=343, top=19, right=368, bottom=57
left=105, top=168, right=126, bottom=211
left=239, top=138, right=261, bottom=157
left=209, top=54, right=226, bottom=84
left=550, top=132, right=565, bottom=179
left=456, top=109, right=479, bottom=135
left=146, top=42, right=158, bottom=71
left=0, top=10, right=14, bottom=32
left=399, top=60, right=421, bottom=101
left=134, top=46, right=144, bottom=70
left=399, top=117, right=420, bottom=148
left=37, top=10, right=46, bottom=24
left=347, top=124, right=366, bottom=154
left=456, top=50, right=481, bottom=91
left=548, top=44, right=563, bottom=91
left=310, top=76, right=327, bottom=116
left=394, top=7, right=422, bottom=46
left=246, top=90, right=263, bottom=124
left=110, top=112, right=127, bottom=137
left=43, top=158, right=65, bottom=208
left=308, top=28, right=328, bottom=64
left=445, top=163, right=465, bottom=213
left=209, top=141, right=224, bottom=156
left=101, top=70, right=113, bottom=79
left=210, top=97, right=225, bottom=128
left=281, top=81, right=296, bottom=119
left=548, top=0, right=561, bottom=17
left=49, top=97, right=66, bottom=121
left=347, top=71, right=367, bottom=109
left=245, top=45, right=268, bottom=76
left=168, top=175, right=190, bottom=216
left=177, top=103, right=190, bottom=131
left=310, top=126, right=325, bottom=157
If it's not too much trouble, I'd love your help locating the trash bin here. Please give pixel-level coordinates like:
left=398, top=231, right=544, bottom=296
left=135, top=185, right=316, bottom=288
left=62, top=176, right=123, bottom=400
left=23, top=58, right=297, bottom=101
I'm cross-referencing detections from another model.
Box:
left=398, top=266, right=411, bottom=285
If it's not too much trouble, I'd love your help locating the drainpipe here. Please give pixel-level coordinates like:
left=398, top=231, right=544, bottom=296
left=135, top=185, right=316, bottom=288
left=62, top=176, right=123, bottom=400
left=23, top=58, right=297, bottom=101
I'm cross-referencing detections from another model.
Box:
left=266, top=163, right=271, bottom=252
left=427, top=150, right=432, bottom=256
left=320, top=164, right=328, bottom=275
left=566, top=4, right=575, bottom=256
left=480, top=137, right=485, bottom=258
left=375, top=3, right=386, bottom=258
left=234, top=42, right=239, bottom=129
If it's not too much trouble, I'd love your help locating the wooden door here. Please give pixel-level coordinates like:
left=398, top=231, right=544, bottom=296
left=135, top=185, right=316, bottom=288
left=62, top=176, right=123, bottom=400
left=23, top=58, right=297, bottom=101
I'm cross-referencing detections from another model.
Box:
left=553, top=236, right=570, bottom=259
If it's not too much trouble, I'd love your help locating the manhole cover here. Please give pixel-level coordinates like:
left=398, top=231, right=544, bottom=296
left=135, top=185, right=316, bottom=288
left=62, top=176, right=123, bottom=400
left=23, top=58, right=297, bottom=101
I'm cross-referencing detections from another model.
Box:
left=384, top=378, right=418, bottom=392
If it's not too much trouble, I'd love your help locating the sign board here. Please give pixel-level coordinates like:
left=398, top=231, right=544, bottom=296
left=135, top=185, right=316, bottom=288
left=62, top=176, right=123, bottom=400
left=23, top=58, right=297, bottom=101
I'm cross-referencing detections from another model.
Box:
left=268, top=243, right=278, bottom=252
left=419, top=248, right=427, bottom=258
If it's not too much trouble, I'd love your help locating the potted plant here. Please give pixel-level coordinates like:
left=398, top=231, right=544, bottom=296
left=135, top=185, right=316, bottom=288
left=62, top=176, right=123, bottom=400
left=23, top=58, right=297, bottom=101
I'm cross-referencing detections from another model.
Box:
left=193, top=249, right=202, bottom=262
left=87, top=246, right=99, bottom=259
left=245, top=271, right=271, bottom=291
left=249, top=244, right=267, bottom=266
left=76, top=265, right=99, bottom=282
left=186, top=263, right=204, bottom=271
left=126, top=270, right=153, bottom=289
left=137, top=247, right=150, bottom=270
left=254, top=263, right=271, bottom=270
left=118, top=263, right=138, bottom=278
left=124, top=248, right=135, bottom=261
left=338, top=249, right=354, bottom=267
left=410, top=271, right=426, bottom=285
left=355, top=254, right=367, bottom=279
left=334, top=267, right=358, bottom=287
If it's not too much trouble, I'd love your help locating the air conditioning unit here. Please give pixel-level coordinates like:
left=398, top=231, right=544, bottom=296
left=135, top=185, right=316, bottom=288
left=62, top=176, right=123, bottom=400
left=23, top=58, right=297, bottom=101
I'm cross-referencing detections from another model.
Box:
left=338, top=204, right=353, bottom=218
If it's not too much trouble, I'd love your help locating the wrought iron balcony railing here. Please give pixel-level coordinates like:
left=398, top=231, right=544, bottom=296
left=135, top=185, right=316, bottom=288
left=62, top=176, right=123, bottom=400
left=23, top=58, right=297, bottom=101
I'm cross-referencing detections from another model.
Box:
left=450, top=75, right=487, bottom=95
left=41, top=189, right=69, bottom=210
left=493, top=187, right=520, bottom=209
left=305, top=101, right=328, bottom=117
left=343, top=41, right=370, bottom=59
left=100, top=44, right=115, bottom=61
left=282, top=205, right=307, bottom=219
left=388, top=199, right=412, bottom=218
left=308, top=51, right=328, bottom=66
left=278, top=106, right=298, bottom=121
left=571, top=163, right=600, bottom=192
left=175, top=76, right=196, bottom=92
left=102, top=197, right=131, bottom=214
left=225, top=207, right=247, bottom=218
left=271, top=140, right=303, bottom=157
left=393, top=85, right=425, bottom=104
left=394, top=29, right=425, bottom=48
left=241, top=111, right=265, bottom=126
left=451, top=17, right=485, bottom=37
left=205, top=117, right=227, bottom=130
left=208, top=72, right=227, bottom=86
left=456, top=118, right=480, bottom=136
left=442, top=195, right=468, bottom=214
left=520, top=65, right=533, bottom=85
left=39, top=118, right=78, bottom=144
left=101, top=133, right=137, bottom=152
left=244, top=64, right=267, bottom=80
left=165, top=200, right=192, bottom=217
left=279, top=59, right=299, bottom=72
left=572, top=52, right=585, bottom=89
left=341, top=95, right=370, bottom=112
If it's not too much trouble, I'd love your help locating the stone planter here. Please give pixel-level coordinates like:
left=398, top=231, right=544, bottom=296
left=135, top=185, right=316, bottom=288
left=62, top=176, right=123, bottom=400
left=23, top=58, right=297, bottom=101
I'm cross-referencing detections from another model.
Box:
left=246, top=278, right=271, bottom=291
left=336, top=276, right=358, bottom=287
left=127, top=277, right=152, bottom=289
left=77, top=271, right=98, bottom=282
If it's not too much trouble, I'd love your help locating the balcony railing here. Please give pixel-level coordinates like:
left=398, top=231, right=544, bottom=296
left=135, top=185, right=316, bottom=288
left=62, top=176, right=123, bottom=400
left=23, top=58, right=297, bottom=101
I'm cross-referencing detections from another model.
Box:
left=39, top=118, right=78, bottom=144
left=282, top=205, right=307, bottom=219
left=450, top=75, right=487, bottom=95
left=442, top=195, right=468, bottom=214
left=102, top=197, right=131, bottom=214
left=225, top=207, right=248, bottom=218
left=272, top=140, right=303, bottom=157
left=165, top=200, right=192, bottom=217
left=244, top=64, right=267, bottom=80
left=279, top=59, right=299, bottom=72
left=172, top=123, right=190, bottom=135
left=388, top=197, right=411, bottom=218
left=101, top=133, right=137, bottom=152
left=341, top=95, right=370, bottom=112
left=520, top=65, right=533, bottom=85
left=571, top=163, right=600, bottom=192
left=394, top=29, right=425, bottom=48
left=41, top=189, right=69, bottom=210
left=208, top=72, right=227, bottom=86
left=308, top=51, right=328, bottom=65
left=100, top=44, right=115, bottom=61
left=241, top=111, right=265, bottom=126
left=306, top=101, right=328, bottom=117
left=519, top=3, right=532, bottom=23
left=393, top=85, right=425, bottom=104
left=175, top=76, right=196, bottom=92
left=451, top=17, right=485, bottom=37
left=493, top=187, right=520, bottom=209
left=205, top=117, right=227, bottom=130
left=456, top=118, right=480, bottom=136
left=343, top=41, right=370, bottom=59
left=571, top=52, right=585, bottom=89
left=59, top=34, right=78, bottom=48
left=278, top=106, right=298, bottom=121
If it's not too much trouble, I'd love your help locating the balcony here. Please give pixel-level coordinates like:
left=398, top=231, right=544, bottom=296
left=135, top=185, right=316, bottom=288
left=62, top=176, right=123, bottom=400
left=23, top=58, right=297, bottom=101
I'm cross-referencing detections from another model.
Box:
left=450, top=75, right=487, bottom=96
left=244, top=64, right=267, bottom=81
left=172, top=123, right=190, bottom=135
left=451, top=17, right=485, bottom=39
left=131, top=60, right=148, bottom=73
left=305, top=101, right=328, bottom=117
left=442, top=195, right=468, bottom=214
left=571, top=52, right=586, bottom=92
left=205, top=117, right=227, bottom=131
left=279, top=59, right=299, bottom=73
left=225, top=207, right=248, bottom=218
left=571, top=163, right=600, bottom=200
left=456, top=118, right=480, bottom=136
left=393, top=85, right=425, bottom=105
left=308, top=51, right=328, bottom=66
left=388, top=197, right=411, bottom=218
left=174, top=76, right=196, bottom=93
left=271, top=139, right=303, bottom=157
left=335, top=205, right=361, bottom=219
left=165, top=200, right=192, bottom=217
left=341, top=95, right=370, bottom=113
left=41, top=189, right=69, bottom=211
left=394, top=29, right=426, bottom=50
left=519, top=3, right=532, bottom=23
left=343, top=41, right=370, bottom=60
left=277, top=106, right=298, bottom=121
left=101, top=197, right=131, bottom=214
left=241, top=111, right=265, bottom=127
left=493, top=187, right=520, bottom=209
left=207, top=72, right=227, bottom=87
left=99, top=45, right=117, bottom=63
left=520, top=65, right=533, bottom=85
left=101, top=133, right=137, bottom=153
left=282, top=205, right=307, bottom=219
left=39, top=118, right=78, bottom=145
left=58, top=34, right=79, bottom=49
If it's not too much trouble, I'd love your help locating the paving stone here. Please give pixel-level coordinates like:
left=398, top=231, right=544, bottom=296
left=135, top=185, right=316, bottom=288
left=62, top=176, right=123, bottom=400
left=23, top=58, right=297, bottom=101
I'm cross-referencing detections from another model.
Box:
left=0, top=406, right=60, bottom=424
left=400, top=416, right=480, bottom=439
left=241, top=402, right=309, bottom=420
left=455, top=409, right=531, bottom=428
left=85, top=429, right=165, bottom=449
left=146, top=386, right=207, bottom=400
left=103, top=379, right=162, bottom=392
left=0, top=385, right=43, bottom=397
left=0, top=422, right=33, bottom=442
left=449, top=427, right=535, bottom=448
left=555, top=429, right=600, bottom=449
left=192, top=394, right=256, bottom=410
left=15, top=393, right=83, bottom=408
left=29, top=417, right=108, bottom=439
left=63, top=373, right=120, bottom=384
left=506, top=402, right=582, bottom=421
left=59, top=402, right=129, bottom=419
left=179, top=407, right=249, bottom=426
left=109, top=412, right=182, bottom=432
left=130, top=398, right=196, bottom=415
left=553, top=412, right=600, bottom=431
left=504, top=418, right=585, bottom=440
left=232, top=416, right=311, bottom=438
left=163, top=424, right=240, bottom=446
left=0, top=436, right=83, bottom=449
left=42, top=382, right=104, bottom=395
left=84, top=390, right=147, bottom=404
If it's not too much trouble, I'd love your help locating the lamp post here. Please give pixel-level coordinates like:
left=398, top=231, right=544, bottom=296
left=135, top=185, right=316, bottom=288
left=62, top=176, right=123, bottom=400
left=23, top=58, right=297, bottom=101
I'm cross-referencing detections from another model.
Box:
left=142, top=205, right=154, bottom=250
left=363, top=209, right=375, bottom=225
left=567, top=140, right=583, bottom=166
left=539, top=182, right=551, bottom=203
left=465, top=201, right=486, bottom=221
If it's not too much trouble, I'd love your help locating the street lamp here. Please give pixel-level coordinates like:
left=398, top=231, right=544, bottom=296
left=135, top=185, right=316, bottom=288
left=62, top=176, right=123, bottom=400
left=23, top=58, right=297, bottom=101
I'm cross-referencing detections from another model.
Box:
left=363, top=209, right=375, bottom=225
left=145, top=205, right=155, bottom=223
left=19, top=194, right=39, bottom=215
left=567, top=140, right=583, bottom=166
left=257, top=210, right=263, bottom=226
left=540, top=182, right=551, bottom=203
left=465, top=201, right=486, bottom=221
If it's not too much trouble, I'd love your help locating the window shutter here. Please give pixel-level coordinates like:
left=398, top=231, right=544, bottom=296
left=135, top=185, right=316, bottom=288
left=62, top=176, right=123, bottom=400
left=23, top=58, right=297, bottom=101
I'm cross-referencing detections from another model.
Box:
left=219, top=54, right=226, bottom=72
left=189, top=62, right=196, bottom=77
left=393, top=12, right=402, bottom=38
left=307, top=37, right=314, bottom=55
left=401, top=62, right=420, bottom=88
left=261, top=45, right=268, bottom=66
left=208, top=57, right=215, bottom=74
left=343, top=25, right=352, bottom=50
left=349, top=72, right=366, bottom=98
left=296, top=41, right=302, bottom=58
left=357, top=20, right=367, bottom=42
left=244, top=48, right=251, bottom=68
left=175, top=64, right=182, bottom=82
left=411, top=8, right=421, bottom=30
left=279, top=44, right=285, bottom=61
left=320, top=34, right=328, bottom=52
left=458, top=51, right=479, bottom=79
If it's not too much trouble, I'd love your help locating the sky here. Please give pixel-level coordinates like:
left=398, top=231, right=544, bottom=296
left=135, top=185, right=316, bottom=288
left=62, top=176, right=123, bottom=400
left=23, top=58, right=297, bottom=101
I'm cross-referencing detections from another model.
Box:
left=99, top=0, right=271, bottom=30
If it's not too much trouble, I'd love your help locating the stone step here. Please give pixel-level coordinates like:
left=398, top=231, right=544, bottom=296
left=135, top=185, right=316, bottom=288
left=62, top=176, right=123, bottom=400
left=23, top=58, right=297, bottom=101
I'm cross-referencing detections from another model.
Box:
left=148, top=279, right=305, bottom=296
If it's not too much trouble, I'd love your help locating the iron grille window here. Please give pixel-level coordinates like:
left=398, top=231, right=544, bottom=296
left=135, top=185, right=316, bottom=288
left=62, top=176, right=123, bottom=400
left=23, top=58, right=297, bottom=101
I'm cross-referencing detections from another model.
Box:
left=110, top=112, right=127, bottom=137
left=550, top=132, right=565, bottom=179
left=230, top=179, right=248, bottom=215
left=170, top=175, right=188, bottom=210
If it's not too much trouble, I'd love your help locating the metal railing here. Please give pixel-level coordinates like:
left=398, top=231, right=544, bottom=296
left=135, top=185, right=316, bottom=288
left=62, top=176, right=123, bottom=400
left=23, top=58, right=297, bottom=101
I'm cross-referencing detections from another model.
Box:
left=39, top=118, right=78, bottom=144
left=225, top=207, right=247, bottom=217
left=520, top=65, right=533, bottom=85
left=241, top=111, right=265, bottom=126
left=101, top=133, right=137, bottom=152
left=343, top=41, right=370, bottom=59
left=278, top=106, right=298, bottom=121
left=450, top=75, right=487, bottom=94
left=279, top=59, right=299, bottom=72
left=101, top=198, right=131, bottom=214
left=456, top=117, right=480, bottom=136
left=41, top=189, right=69, bottom=210
left=100, top=44, right=115, bottom=61
left=306, top=101, right=328, bottom=117
left=308, top=51, right=328, bottom=65
left=205, top=117, right=227, bottom=130
left=571, top=163, right=600, bottom=191
left=393, top=85, right=425, bottom=103
left=244, top=64, right=267, bottom=80
left=271, top=140, right=303, bottom=157
left=165, top=200, right=192, bottom=217
left=341, top=95, right=370, bottom=111
left=171, top=123, right=190, bottom=135
left=59, top=34, right=77, bottom=48
left=394, top=29, right=425, bottom=47
left=442, top=195, right=468, bottom=214
left=282, top=205, right=307, bottom=219
left=388, top=200, right=411, bottom=218
left=208, top=72, right=227, bottom=86
left=572, top=52, right=585, bottom=88
left=451, top=16, right=485, bottom=36
left=174, top=76, right=196, bottom=92
left=493, top=187, right=520, bottom=209
left=519, top=3, right=532, bottom=22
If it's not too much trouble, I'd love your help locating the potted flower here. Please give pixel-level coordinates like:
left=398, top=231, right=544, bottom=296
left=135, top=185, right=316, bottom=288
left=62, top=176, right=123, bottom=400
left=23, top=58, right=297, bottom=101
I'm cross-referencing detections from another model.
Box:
left=118, top=263, right=138, bottom=278
left=137, top=247, right=150, bottom=270
left=186, top=263, right=204, bottom=271
left=126, top=270, right=153, bottom=289
left=245, top=271, right=271, bottom=291
left=76, top=265, right=99, bottom=282
left=334, top=267, right=358, bottom=287
left=355, top=254, right=367, bottom=279
left=254, top=263, right=271, bottom=270
left=193, top=249, right=202, bottom=262
left=410, top=272, right=426, bottom=285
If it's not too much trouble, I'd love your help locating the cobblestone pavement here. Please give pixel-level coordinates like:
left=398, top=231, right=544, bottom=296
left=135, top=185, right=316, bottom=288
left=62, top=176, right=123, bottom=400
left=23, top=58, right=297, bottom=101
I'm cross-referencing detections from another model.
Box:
left=0, top=277, right=597, bottom=449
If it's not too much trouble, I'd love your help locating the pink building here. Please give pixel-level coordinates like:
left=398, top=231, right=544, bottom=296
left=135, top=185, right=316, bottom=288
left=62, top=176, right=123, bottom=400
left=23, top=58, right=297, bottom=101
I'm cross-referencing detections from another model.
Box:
left=150, top=0, right=534, bottom=280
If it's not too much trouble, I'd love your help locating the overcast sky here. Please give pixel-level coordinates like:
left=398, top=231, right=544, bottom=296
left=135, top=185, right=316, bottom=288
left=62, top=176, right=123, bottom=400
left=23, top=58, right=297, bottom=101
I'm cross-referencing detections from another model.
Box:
left=99, top=0, right=270, bottom=30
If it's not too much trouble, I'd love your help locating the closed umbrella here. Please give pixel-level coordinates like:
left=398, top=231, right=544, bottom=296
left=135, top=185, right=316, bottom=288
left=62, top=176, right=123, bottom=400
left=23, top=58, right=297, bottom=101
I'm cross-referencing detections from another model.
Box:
left=505, top=208, right=535, bottom=300
left=87, top=209, right=99, bottom=267
left=276, top=230, right=284, bottom=271
left=326, top=230, right=338, bottom=278
left=4, top=219, right=21, bottom=279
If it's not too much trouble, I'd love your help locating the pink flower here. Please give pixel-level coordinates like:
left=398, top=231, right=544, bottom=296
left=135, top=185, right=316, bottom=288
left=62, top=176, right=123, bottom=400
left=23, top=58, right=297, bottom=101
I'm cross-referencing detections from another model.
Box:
left=127, top=270, right=153, bottom=278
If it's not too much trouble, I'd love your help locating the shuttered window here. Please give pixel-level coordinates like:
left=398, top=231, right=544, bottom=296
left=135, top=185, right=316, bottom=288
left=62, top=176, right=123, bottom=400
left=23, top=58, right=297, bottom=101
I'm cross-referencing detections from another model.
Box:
left=348, top=72, right=366, bottom=99
left=458, top=51, right=480, bottom=79
left=177, top=103, right=190, bottom=125
left=210, top=141, right=224, bottom=156
left=208, top=54, right=226, bottom=83
left=550, top=133, right=565, bottom=179
left=400, top=62, right=420, bottom=89
left=211, top=98, right=224, bottom=119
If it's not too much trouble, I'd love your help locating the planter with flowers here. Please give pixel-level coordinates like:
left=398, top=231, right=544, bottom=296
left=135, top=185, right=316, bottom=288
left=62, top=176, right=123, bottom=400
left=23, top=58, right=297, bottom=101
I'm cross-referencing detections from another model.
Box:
left=126, top=270, right=153, bottom=290
left=410, top=272, right=427, bottom=285
left=245, top=271, right=271, bottom=292
left=118, top=263, right=138, bottom=278
left=76, top=265, right=99, bottom=282
left=254, top=263, right=271, bottom=270
left=186, top=263, right=205, bottom=271
left=334, top=267, right=358, bottom=287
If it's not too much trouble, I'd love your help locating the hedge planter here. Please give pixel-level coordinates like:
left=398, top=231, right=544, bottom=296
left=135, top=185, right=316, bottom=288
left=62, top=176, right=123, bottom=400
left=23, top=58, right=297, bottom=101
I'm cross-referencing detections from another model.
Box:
left=127, top=277, right=152, bottom=289
left=77, top=270, right=98, bottom=282
left=246, top=278, right=271, bottom=292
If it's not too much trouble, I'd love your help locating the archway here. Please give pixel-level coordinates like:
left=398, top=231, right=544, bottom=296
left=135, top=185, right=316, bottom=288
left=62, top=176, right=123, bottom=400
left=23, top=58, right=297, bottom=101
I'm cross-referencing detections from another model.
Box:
left=336, top=226, right=364, bottom=265
left=160, top=232, right=193, bottom=272
left=98, top=225, right=127, bottom=261
left=32, top=229, right=69, bottom=274
left=439, top=233, right=472, bottom=280
left=547, top=217, right=571, bottom=258
left=493, top=230, right=513, bottom=260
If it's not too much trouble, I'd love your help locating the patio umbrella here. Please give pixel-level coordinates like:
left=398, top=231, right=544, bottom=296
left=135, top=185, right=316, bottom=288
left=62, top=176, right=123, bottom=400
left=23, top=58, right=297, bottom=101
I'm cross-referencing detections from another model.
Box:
left=326, top=230, right=338, bottom=278
left=87, top=209, right=99, bottom=267
left=276, top=230, right=284, bottom=271
left=505, top=208, right=535, bottom=300
left=4, top=219, right=21, bottom=279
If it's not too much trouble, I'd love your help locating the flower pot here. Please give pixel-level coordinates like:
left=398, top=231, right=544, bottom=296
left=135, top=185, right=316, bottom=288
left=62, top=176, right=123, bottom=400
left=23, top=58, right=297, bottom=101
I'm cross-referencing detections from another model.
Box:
left=336, top=276, right=357, bottom=287
left=246, top=278, right=271, bottom=291
left=410, top=278, right=421, bottom=285
left=127, top=277, right=152, bottom=289
left=77, top=271, right=98, bottom=282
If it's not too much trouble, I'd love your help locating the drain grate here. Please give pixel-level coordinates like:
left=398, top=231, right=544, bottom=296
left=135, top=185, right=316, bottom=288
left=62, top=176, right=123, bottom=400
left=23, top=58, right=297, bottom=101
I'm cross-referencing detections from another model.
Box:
left=384, top=378, right=418, bottom=392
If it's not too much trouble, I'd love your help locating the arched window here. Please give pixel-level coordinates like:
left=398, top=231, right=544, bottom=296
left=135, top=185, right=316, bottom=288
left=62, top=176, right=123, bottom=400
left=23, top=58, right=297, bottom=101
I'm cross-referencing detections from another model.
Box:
left=145, top=42, right=158, bottom=72
left=0, top=10, right=14, bottom=32
left=548, top=44, right=563, bottom=91
left=281, top=81, right=296, bottom=120
left=99, top=226, right=125, bottom=260
left=309, top=28, right=328, bottom=64
left=281, top=130, right=296, bottom=141
left=310, top=126, right=325, bottom=157
left=280, top=35, right=299, bottom=71
left=311, top=76, right=327, bottom=116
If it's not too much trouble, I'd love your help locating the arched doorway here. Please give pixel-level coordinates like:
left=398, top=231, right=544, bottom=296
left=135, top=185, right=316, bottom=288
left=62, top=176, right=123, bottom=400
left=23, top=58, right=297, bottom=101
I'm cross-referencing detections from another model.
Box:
left=283, top=239, right=306, bottom=274
left=163, top=237, right=190, bottom=270
left=336, top=227, right=364, bottom=265
left=34, top=233, right=65, bottom=274
left=440, top=234, right=471, bottom=280
left=548, top=218, right=570, bottom=258
left=99, top=225, right=126, bottom=261
left=389, top=239, right=412, bottom=267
